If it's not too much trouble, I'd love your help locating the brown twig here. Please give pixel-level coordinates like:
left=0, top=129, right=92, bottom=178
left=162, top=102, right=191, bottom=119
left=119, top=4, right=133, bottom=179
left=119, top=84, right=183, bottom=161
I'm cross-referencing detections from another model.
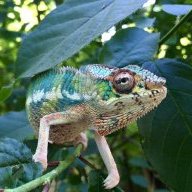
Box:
left=78, top=155, right=98, bottom=170
left=48, top=161, right=60, bottom=167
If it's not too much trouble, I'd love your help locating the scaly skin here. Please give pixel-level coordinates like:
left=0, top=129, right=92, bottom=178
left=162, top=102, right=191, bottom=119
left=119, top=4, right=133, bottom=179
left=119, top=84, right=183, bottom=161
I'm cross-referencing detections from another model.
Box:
left=26, top=64, right=167, bottom=189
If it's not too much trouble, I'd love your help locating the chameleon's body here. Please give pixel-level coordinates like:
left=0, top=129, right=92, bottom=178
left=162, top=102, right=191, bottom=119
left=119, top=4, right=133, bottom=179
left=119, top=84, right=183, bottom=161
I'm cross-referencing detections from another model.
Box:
left=26, top=64, right=167, bottom=189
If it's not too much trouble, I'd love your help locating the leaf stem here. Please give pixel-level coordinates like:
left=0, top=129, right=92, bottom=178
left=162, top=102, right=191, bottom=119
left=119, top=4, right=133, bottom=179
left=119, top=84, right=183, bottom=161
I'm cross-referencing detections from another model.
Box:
left=78, top=155, right=98, bottom=170
left=159, top=10, right=192, bottom=46
left=4, top=145, right=83, bottom=192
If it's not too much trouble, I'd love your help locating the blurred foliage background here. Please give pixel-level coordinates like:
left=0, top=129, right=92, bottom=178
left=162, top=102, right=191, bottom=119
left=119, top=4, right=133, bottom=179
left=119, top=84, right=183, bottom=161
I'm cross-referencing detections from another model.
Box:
left=0, top=0, right=191, bottom=191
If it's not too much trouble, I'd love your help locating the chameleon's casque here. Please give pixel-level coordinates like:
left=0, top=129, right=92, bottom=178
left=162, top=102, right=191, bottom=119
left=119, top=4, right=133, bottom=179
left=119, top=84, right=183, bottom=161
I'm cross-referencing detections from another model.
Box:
left=26, top=64, right=166, bottom=143
left=26, top=64, right=167, bottom=189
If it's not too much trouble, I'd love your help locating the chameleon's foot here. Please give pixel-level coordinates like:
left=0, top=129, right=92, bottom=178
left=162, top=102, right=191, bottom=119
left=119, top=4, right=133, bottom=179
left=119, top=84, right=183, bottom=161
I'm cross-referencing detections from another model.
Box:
left=73, top=132, right=88, bottom=150
left=33, top=153, right=47, bottom=170
left=103, top=170, right=120, bottom=189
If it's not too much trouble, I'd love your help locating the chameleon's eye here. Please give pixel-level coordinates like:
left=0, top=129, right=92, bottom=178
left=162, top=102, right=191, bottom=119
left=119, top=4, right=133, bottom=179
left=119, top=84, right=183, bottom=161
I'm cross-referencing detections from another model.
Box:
left=113, top=72, right=134, bottom=93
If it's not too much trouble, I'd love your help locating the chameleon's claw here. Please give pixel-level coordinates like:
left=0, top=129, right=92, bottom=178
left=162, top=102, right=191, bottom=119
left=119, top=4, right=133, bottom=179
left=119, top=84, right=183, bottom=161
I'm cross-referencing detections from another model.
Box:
left=73, top=132, right=88, bottom=150
left=33, top=153, right=47, bottom=170
left=103, top=170, right=120, bottom=189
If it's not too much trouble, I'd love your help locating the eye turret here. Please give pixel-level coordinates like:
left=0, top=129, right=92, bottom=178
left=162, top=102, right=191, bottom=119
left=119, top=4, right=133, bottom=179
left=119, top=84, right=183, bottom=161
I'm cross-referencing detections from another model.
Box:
left=113, top=71, right=135, bottom=93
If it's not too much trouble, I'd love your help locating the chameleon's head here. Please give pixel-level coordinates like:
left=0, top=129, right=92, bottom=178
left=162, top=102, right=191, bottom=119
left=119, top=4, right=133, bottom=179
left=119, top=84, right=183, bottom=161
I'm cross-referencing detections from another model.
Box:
left=84, top=65, right=167, bottom=135
left=104, top=65, right=167, bottom=109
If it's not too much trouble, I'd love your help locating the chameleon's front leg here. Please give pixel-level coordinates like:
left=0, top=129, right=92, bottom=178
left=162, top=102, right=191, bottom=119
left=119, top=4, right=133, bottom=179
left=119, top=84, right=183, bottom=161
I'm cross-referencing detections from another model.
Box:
left=33, top=112, right=76, bottom=169
left=94, top=131, right=120, bottom=189
left=33, top=112, right=69, bottom=169
left=33, top=116, right=50, bottom=170
left=33, top=110, right=86, bottom=169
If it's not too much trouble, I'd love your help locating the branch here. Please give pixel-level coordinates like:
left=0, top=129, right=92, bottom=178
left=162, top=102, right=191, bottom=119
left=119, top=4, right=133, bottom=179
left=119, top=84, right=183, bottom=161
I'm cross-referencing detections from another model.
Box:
left=78, top=155, right=98, bottom=170
left=4, top=145, right=83, bottom=192
left=159, top=10, right=192, bottom=46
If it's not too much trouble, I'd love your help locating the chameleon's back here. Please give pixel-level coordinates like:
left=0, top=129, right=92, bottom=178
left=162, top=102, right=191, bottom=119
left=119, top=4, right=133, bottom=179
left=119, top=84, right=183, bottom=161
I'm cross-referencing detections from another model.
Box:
left=26, top=67, right=97, bottom=144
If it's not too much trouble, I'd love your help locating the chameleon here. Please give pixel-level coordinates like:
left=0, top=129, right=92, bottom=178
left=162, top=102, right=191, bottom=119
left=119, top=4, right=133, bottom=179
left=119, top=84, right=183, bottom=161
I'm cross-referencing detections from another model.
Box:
left=26, top=64, right=167, bottom=189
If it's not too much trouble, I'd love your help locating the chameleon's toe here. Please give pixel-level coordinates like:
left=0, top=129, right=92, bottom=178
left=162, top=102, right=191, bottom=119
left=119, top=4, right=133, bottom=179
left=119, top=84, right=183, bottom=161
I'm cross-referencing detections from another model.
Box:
left=103, top=170, right=120, bottom=189
left=33, top=153, right=47, bottom=170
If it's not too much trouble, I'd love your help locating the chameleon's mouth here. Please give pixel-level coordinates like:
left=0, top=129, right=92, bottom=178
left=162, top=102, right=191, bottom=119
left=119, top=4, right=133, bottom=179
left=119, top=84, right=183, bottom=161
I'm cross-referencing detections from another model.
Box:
left=127, top=86, right=167, bottom=126
left=144, top=86, right=166, bottom=108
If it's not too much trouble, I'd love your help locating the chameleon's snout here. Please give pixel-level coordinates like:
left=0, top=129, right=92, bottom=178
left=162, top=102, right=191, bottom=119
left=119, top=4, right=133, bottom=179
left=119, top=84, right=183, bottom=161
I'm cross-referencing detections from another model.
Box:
left=145, top=76, right=166, bottom=89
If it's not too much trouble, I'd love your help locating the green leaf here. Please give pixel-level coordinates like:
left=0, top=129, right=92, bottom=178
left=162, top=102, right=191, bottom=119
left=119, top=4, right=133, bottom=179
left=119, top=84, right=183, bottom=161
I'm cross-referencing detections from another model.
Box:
left=113, top=187, right=124, bottom=192
left=0, top=138, right=42, bottom=188
left=129, top=156, right=151, bottom=169
left=138, top=59, right=192, bottom=192
left=88, top=170, right=106, bottom=192
left=82, top=138, right=98, bottom=156
left=0, top=111, right=34, bottom=140
left=131, top=174, right=149, bottom=188
left=162, top=4, right=192, bottom=16
left=99, top=28, right=159, bottom=67
left=0, top=168, right=15, bottom=189
left=0, top=83, right=14, bottom=102
left=57, top=181, right=68, bottom=192
left=154, top=190, right=170, bottom=192
left=0, top=28, right=23, bottom=39
left=135, top=17, right=155, bottom=28
left=88, top=170, right=124, bottom=192
left=16, top=0, right=147, bottom=78
left=67, top=169, right=82, bottom=185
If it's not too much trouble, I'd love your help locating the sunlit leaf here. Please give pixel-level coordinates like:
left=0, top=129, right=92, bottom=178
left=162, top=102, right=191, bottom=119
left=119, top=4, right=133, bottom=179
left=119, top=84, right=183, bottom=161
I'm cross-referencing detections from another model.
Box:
left=135, top=17, right=156, bottom=28
left=0, top=83, right=14, bottom=102
left=162, top=4, right=192, bottom=16
left=100, top=28, right=159, bottom=67
left=16, top=0, right=147, bottom=77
